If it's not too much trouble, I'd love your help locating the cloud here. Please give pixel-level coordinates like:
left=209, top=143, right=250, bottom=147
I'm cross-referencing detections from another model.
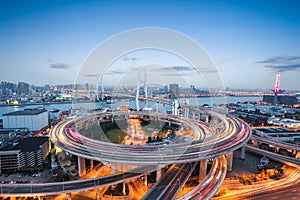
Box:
left=50, top=63, right=71, bottom=70
left=257, top=56, right=300, bottom=64
left=150, top=66, right=194, bottom=72
left=171, top=66, right=194, bottom=71
left=199, top=68, right=220, bottom=73
left=257, top=56, right=300, bottom=72
left=85, top=74, right=99, bottom=77
left=148, top=66, right=221, bottom=75
left=104, top=70, right=125, bottom=75
left=264, top=64, right=300, bottom=72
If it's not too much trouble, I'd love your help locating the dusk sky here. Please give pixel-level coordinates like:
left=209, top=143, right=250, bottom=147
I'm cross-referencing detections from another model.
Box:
left=0, top=0, right=300, bottom=90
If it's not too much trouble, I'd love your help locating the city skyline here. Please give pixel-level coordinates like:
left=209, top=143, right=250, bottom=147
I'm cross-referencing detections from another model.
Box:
left=0, top=0, right=300, bottom=90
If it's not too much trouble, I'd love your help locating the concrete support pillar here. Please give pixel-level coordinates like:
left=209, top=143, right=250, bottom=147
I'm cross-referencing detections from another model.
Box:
left=205, top=114, right=209, bottom=123
left=144, top=174, right=148, bottom=186
left=241, top=145, right=246, bottom=160
left=226, top=152, right=233, bottom=172
left=96, top=188, right=100, bottom=200
left=10, top=197, right=16, bottom=200
left=172, top=103, right=175, bottom=115
left=38, top=196, right=42, bottom=200
left=111, top=163, right=115, bottom=174
left=172, top=100, right=179, bottom=115
left=78, top=156, right=86, bottom=177
left=156, top=167, right=162, bottom=182
left=292, top=150, right=297, bottom=157
left=67, top=193, right=72, bottom=200
left=198, top=111, right=201, bottom=121
left=192, top=111, right=196, bottom=120
left=199, top=160, right=208, bottom=181
left=185, top=109, right=189, bottom=118
left=122, top=182, right=126, bottom=195
left=85, top=122, right=88, bottom=130
left=110, top=162, right=118, bottom=174
left=90, top=159, right=94, bottom=169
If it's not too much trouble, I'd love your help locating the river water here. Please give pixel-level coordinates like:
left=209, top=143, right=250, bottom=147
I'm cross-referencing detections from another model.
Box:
left=0, top=96, right=262, bottom=117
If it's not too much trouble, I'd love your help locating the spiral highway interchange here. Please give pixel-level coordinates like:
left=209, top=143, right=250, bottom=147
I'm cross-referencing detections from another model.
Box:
left=0, top=105, right=251, bottom=199
left=50, top=110, right=251, bottom=166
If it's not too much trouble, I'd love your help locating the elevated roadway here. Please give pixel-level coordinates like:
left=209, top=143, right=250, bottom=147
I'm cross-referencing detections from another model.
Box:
left=251, top=134, right=299, bottom=151
left=0, top=165, right=156, bottom=196
left=0, top=104, right=251, bottom=198
left=143, top=155, right=227, bottom=200
left=50, top=111, right=251, bottom=165
left=246, top=145, right=300, bottom=167
left=179, top=155, right=227, bottom=200
left=142, top=162, right=197, bottom=200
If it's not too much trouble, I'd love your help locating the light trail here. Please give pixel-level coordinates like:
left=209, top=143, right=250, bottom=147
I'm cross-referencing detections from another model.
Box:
left=0, top=99, right=251, bottom=198
left=50, top=111, right=251, bottom=165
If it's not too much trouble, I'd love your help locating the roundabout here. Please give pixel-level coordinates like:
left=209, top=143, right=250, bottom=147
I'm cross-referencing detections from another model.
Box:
left=50, top=109, right=251, bottom=165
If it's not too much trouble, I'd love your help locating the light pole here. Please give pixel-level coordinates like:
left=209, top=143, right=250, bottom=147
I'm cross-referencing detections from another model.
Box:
left=118, top=135, right=121, bottom=144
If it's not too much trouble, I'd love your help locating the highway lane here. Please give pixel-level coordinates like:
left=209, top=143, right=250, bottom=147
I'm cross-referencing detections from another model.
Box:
left=177, top=156, right=227, bottom=200
left=142, top=156, right=226, bottom=200
left=214, top=166, right=300, bottom=200
left=159, top=162, right=197, bottom=200
left=40, top=106, right=250, bottom=197
left=142, top=164, right=185, bottom=200
left=191, top=156, right=227, bottom=200
left=178, top=158, right=219, bottom=200
left=246, top=145, right=300, bottom=167
left=245, top=184, right=300, bottom=200
left=142, top=162, right=197, bottom=200
left=50, top=111, right=251, bottom=165
left=251, top=135, right=299, bottom=151
left=0, top=96, right=252, bottom=197
left=0, top=165, right=156, bottom=196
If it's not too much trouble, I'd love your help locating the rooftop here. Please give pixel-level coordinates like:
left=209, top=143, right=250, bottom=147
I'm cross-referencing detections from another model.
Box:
left=3, top=108, right=47, bottom=116
left=11, top=137, right=49, bottom=152
left=255, top=128, right=297, bottom=134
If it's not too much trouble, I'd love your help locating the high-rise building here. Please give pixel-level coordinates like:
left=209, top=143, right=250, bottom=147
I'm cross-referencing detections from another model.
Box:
left=169, top=83, right=179, bottom=97
left=17, top=82, right=30, bottom=95
left=0, top=137, right=50, bottom=172
left=0, top=81, right=16, bottom=96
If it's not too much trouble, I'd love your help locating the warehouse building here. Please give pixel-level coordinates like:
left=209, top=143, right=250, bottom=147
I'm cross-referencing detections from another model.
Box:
left=2, top=108, right=48, bottom=131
